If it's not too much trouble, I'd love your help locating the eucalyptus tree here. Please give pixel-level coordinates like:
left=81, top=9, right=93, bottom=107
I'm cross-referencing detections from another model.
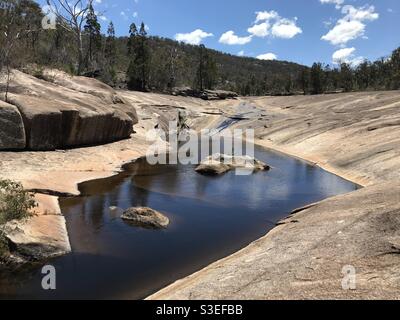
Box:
left=0, top=0, right=19, bottom=101
left=340, top=63, right=354, bottom=92
left=127, top=22, right=150, bottom=91
left=103, top=21, right=117, bottom=84
left=105, top=21, right=116, bottom=66
left=390, top=48, right=400, bottom=89
left=0, top=0, right=41, bottom=101
left=83, top=2, right=101, bottom=70
left=310, top=63, right=324, bottom=94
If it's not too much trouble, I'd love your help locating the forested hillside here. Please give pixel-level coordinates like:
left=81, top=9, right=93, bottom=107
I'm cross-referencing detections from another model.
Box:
left=113, top=36, right=305, bottom=94
left=1, top=0, right=399, bottom=97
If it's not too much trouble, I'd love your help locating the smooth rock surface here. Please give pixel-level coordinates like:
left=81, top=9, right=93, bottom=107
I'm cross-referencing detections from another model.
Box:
left=146, top=90, right=400, bottom=300
left=0, top=70, right=137, bottom=150
left=4, top=214, right=71, bottom=261
left=1, top=193, right=71, bottom=262
left=149, top=182, right=400, bottom=300
left=121, top=207, right=170, bottom=229
left=2, top=88, right=400, bottom=299
left=0, top=100, right=26, bottom=150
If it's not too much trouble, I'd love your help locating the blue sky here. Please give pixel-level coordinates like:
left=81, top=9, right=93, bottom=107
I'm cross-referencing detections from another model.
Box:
left=41, top=0, right=400, bottom=66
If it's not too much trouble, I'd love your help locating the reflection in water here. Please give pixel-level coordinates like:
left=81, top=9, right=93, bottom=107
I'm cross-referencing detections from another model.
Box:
left=0, top=146, right=358, bottom=300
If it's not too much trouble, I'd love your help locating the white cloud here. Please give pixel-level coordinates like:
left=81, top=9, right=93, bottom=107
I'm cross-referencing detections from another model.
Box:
left=219, top=31, right=252, bottom=45
left=350, top=56, right=365, bottom=66
left=175, top=29, right=213, bottom=45
left=332, top=47, right=355, bottom=63
left=321, top=5, right=379, bottom=45
left=332, top=47, right=364, bottom=65
left=341, top=5, right=379, bottom=22
left=255, top=10, right=279, bottom=23
left=238, top=50, right=245, bottom=56
left=219, top=9, right=301, bottom=47
left=250, top=11, right=302, bottom=39
left=248, top=22, right=270, bottom=38
left=271, top=18, right=302, bottom=39
left=319, top=0, right=344, bottom=10
left=322, top=19, right=365, bottom=45
left=257, top=53, right=277, bottom=60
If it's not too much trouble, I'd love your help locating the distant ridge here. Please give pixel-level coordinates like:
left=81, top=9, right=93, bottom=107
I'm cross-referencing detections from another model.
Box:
left=112, top=36, right=306, bottom=95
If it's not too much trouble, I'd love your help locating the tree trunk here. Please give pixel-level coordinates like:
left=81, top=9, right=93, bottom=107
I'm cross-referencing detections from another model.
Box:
left=77, top=31, right=84, bottom=75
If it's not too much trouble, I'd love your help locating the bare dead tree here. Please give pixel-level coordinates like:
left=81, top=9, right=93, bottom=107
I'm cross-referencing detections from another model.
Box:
left=46, top=0, right=93, bottom=74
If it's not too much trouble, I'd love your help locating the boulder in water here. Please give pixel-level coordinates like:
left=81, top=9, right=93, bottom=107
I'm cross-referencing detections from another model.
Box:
left=121, top=207, right=170, bottom=229
left=195, top=154, right=270, bottom=176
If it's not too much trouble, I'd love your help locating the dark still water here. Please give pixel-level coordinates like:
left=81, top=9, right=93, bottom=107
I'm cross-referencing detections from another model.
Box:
left=1, top=146, right=358, bottom=299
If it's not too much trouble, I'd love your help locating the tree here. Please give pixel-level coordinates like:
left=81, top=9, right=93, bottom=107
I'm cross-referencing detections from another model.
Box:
left=167, top=48, right=179, bottom=89
left=46, top=0, right=94, bottom=74
left=355, top=61, right=370, bottom=90
left=18, top=0, right=43, bottom=60
left=195, top=44, right=218, bottom=91
left=371, top=58, right=390, bottom=89
left=390, top=48, right=400, bottom=89
left=298, top=68, right=310, bottom=95
left=339, top=62, right=353, bottom=92
left=285, top=76, right=293, bottom=94
left=137, top=22, right=150, bottom=90
left=102, top=21, right=117, bottom=84
left=310, top=63, right=324, bottom=94
left=127, top=23, right=139, bottom=90
left=0, top=0, right=39, bottom=101
left=323, top=64, right=333, bottom=92
left=1, top=0, right=19, bottom=101
left=127, top=22, right=138, bottom=55
left=196, top=44, right=206, bottom=91
left=105, top=21, right=116, bottom=65
left=127, top=22, right=150, bottom=91
left=84, top=2, right=101, bottom=71
left=204, top=52, right=218, bottom=90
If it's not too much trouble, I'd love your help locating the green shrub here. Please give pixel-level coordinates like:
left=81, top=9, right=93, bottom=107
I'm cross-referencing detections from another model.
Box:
left=0, top=179, right=36, bottom=225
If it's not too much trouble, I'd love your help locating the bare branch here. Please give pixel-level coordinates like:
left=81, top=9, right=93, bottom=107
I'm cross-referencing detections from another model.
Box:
left=44, top=0, right=94, bottom=73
